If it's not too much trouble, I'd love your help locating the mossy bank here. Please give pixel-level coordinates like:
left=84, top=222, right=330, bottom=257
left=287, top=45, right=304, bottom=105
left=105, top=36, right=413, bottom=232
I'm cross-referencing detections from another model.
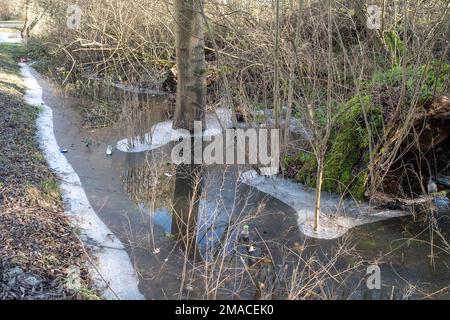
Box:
left=285, top=62, right=450, bottom=201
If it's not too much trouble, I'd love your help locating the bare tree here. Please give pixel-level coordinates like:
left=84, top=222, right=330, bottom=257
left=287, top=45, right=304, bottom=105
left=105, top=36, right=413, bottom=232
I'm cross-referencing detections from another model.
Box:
left=21, top=0, right=49, bottom=39
left=301, top=0, right=335, bottom=232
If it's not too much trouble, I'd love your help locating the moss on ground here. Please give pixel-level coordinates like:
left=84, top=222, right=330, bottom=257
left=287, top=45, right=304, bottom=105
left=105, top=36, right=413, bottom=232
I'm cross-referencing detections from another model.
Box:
left=291, top=95, right=382, bottom=199
left=289, top=62, right=449, bottom=200
left=322, top=95, right=382, bottom=198
left=369, top=62, right=450, bottom=105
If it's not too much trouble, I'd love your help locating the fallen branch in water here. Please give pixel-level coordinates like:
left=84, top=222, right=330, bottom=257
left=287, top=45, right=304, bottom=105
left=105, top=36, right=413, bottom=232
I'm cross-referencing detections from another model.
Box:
left=372, top=191, right=449, bottom=213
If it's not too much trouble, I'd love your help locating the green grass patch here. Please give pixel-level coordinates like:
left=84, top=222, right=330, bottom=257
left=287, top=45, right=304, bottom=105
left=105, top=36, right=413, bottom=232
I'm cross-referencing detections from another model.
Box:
left=0, top=42, right=26, bottom=96
left=0, top=42, right=26, bottom=71
left=39, top=179, right=60, bottom=196
left=370, top=62, right=450, bottom=105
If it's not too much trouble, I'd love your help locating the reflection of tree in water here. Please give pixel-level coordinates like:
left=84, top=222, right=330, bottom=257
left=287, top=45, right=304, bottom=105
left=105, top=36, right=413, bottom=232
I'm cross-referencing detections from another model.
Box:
left=171, top=163, right=203, bottom=260
left=122, top=159, right=176, bottom=210
left=120, top=91, right=171, bottom=147
left=121, top=151, right=205, bottom=257
left=120, top=149, right=356, bottom=299
left=122, top=152, right=232, bottom=261
left=122, top=159, right=362, bottom=299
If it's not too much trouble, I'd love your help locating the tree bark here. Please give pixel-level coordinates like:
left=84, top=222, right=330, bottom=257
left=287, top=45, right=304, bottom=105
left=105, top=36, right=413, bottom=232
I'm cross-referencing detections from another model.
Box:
left=314, top=157, right=324, bottom=232
left=21, top=0, right=30, bottom=38
left=173, top=0, right=206, bottom=133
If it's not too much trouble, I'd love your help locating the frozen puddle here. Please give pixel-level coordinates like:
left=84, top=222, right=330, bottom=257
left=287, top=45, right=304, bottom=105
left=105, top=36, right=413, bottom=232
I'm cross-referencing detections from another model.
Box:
left=240, top=170, right=411, bottom=240
left=19, top=63, right=144, bottom=300
left=117, top=108, right=233, bottom=152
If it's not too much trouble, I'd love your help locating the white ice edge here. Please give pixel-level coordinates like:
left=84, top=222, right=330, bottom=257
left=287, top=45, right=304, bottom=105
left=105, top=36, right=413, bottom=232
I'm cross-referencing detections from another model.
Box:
left=117, top=108, right=233, bottom=153
left=240, top=170, right=411, bottom=240
left=19, top=63, right=144, bottom=300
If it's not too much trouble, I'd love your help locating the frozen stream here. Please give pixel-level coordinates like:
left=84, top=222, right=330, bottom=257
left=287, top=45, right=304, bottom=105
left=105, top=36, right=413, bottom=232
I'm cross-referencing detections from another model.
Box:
left=3, top=27, right=449, bottom=299
left=36, top=68, right=449, bottom=299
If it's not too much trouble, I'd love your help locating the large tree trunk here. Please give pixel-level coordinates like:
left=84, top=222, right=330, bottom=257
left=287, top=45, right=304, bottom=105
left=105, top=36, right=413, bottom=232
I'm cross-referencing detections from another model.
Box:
left=171, top=1, right=206, bottom=260
left=173, top=0, right=206, bottom=132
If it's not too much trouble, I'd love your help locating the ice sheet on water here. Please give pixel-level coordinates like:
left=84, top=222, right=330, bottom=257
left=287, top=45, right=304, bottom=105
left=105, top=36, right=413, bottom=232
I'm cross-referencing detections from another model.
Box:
left=116, top=108, right=233, bottom=153
left=240, top=170, right=410, bottom=240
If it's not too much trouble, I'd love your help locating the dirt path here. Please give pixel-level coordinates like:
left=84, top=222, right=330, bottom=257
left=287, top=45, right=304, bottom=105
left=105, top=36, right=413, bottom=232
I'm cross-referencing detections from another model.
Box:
left=0, top=32, right=98, bottom=300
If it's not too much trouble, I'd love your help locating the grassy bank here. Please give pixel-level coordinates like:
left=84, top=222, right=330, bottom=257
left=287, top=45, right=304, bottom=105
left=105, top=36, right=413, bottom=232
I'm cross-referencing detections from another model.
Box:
left=0, top=40, right=98, bottom=300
